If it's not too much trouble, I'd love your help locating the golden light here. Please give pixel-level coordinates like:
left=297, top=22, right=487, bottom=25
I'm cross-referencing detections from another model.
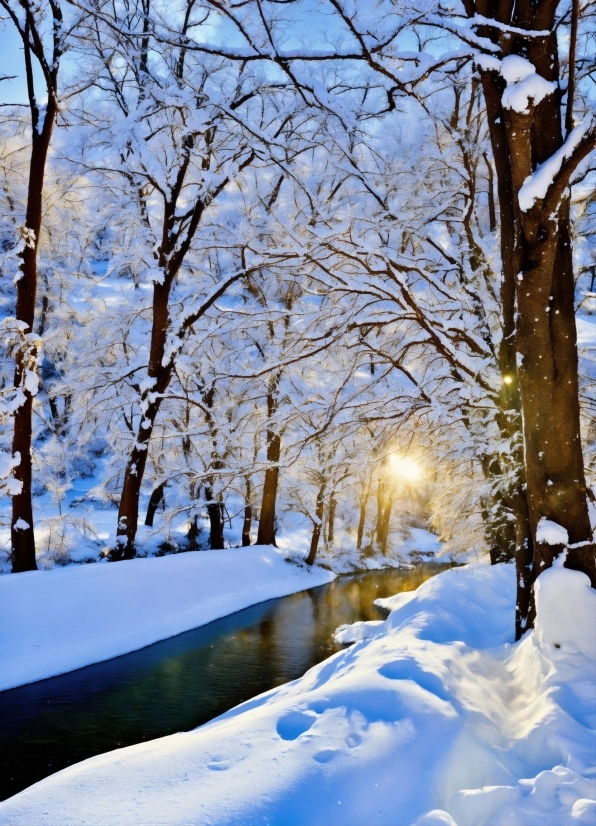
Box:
left=502, top=375, right=513, bottom=385
left=388, top=454, right=424, bottom=483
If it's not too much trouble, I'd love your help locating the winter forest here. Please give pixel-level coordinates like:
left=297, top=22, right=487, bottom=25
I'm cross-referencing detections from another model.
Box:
left=0, top=0, right=595, bottom=824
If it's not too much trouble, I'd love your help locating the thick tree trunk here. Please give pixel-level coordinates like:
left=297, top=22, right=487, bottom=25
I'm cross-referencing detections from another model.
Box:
left=242, top=477, right=252, bottom=546
left=11, top=104, right=57, bottom=573
left=469, top=10, right=596, bottom=637
left=502, top=28, right=596, bottom=587
left=514, top=204, right=595, bottom=582
left=478, top=69, right=538, bottom=636
left=306, top=481, right=326, bottom=566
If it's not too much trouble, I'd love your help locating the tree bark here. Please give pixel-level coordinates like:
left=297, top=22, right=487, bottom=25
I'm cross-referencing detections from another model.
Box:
left=113, top=282, right=171, bottom=558
left=306, top=481, right=326, bottom=566
left=11, top=66, right=59, bottom=572
left=472, top=7, right=596, bottom=625
left=256, top=374, right=281, bottom=546
left=376, top=479, right=393, bottom=555
left=326, top=494, right=336, bottom=545
left=242, top=477, right=252, bottom=546
left=357, top=475, right=372, bottom=549
left=145, top=481, right=165, bottom=527
left=205, top=487, right=225, bottom=550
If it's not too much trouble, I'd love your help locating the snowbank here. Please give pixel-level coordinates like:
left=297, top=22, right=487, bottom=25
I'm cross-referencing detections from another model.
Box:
left=0, top=547, right=335, bottom=692
left=1, top=561, right=594, bottom=825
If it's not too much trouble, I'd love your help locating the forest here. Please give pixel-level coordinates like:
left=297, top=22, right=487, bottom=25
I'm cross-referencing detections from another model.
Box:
left=0, top=0, right=595, bottom=824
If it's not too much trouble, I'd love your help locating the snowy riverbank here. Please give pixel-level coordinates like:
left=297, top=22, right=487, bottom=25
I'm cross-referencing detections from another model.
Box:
left=1, top=560, right=594, bottom=825
left=0, top=546, right=335, bottom=692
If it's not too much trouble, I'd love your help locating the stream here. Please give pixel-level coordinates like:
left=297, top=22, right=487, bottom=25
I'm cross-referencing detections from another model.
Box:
left=0, top=562, right=452, bottom=801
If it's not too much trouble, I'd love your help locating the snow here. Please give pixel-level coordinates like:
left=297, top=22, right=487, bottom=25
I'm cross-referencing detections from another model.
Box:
left=0, top=451, right=18, bottom=479
left=1, top=562, right=593, bottom=826
left=500, top=55, right=555, bottom=114
left=23, top=368, right=38, bottom=396
left=533, top=557, right=596, bottom=659
left=0, top=546, right=335, bottom=692
left=500, top=55, right=537, bottom=84
left=518, top=120, right=592, bottom=211
left=536, top=516, right=569, bottom=546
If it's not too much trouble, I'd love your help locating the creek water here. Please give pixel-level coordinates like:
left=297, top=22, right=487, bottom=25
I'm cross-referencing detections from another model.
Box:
left=0, top=562, right=452, bottom=801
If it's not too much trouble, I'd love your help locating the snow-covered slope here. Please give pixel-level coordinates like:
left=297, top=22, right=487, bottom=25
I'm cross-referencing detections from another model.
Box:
left=1, top=561, right=593, bottom=825
left=0, top=547, right=335, bottom=691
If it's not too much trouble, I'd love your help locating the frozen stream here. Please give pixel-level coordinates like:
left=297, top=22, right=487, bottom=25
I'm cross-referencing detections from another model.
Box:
left=0, top=562, right=452, bottom=801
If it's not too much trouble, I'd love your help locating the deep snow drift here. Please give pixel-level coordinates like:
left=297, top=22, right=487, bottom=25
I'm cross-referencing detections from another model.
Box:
left=0, top=546, right=335, bottom=692
left=1, top=561, right=594, bottom=825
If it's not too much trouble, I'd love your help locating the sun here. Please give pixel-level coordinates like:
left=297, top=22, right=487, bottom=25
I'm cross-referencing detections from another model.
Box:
left=387, top=454, right=424, bottom=482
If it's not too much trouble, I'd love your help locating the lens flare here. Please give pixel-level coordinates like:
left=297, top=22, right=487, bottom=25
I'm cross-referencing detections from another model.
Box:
left=388, top=455, right=424, bottom=482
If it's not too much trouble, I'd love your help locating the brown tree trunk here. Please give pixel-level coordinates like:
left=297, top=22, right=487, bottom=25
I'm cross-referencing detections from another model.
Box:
left=257, top=460, right=279, bottom=546
left=11, top=97, right=58, bottom=573
left=186, top=513, right=201, bottom=551
left=475, top=16, right=596, bottom=633
left=514, top=201, right=595, bottom=582
left=376, top=479, right=393, bottom=555
left=145, top=481, right=165, bottom=527
left=205, top=488, right=225, bottom=550
left=326, top=494, right=336, bottom=545
left=502, top=28, right=596, bottom=587
left=114, top=282, right=171, bottom=558
left=242, top=477, right=252, bottom=546
left=357, top=475, right=372, bottom=549
left=256, top=375, right=281, bottom=546
left=306, top=481, right=326, bottom=566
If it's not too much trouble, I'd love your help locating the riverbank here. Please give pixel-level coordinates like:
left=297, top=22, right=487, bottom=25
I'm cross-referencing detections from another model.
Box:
left=0, top=546, right=335, bottom=692
left=2, top=560, right=593, bottom=825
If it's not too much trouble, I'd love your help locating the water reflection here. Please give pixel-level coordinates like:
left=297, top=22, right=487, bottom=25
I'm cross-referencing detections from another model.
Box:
left=0, top=562, right=452, bottom=801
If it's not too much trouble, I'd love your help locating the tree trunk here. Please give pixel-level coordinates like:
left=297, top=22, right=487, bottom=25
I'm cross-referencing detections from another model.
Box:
left=114, top=282, right=171, bottom=559
left=256, top=375, right=281, bottom=546
left=257, top=460, right=279, bottom=546
left=514, top=200, right=595, bottom=582
left=145, top=481, right=165, bottom=527
left=186, top=513, right=201, bottom=551
left=502, top=28, right=595, bottom=587
left=205, top=487, right=225, bottom=550
left=242, top=477, right=252, bottom=546
left=306, top=481, right=326, bottom=566
left=357, top=475, right=372, bottom=549
left=376, top=480, right=393, bottom=555
left=11, top=100, right=58, bottom=573
left=477, top=68, right=539, bottom=636
left=326, top=494, right=336, bottom=545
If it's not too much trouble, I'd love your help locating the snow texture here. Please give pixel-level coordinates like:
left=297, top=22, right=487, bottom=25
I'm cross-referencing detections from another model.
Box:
left=1, top=563, right=594, bottom=826
left=518, top=120, right=592, bottom=211
left=501, top=56, right=555, bottom=114
left=536, top=516, right=569, bottom=546
left=0, top=451, right=18, bottom=479
left=0, top=546, right=334, bottom=692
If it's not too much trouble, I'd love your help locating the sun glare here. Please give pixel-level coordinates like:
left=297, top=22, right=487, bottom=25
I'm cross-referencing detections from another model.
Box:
left=388, top=454, right=424, bottom=482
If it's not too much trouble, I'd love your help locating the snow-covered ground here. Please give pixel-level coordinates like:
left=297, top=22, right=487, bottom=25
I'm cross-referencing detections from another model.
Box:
left=0, top=546, right=334, bottom=692
left=2, top=560, right=593, bottom=826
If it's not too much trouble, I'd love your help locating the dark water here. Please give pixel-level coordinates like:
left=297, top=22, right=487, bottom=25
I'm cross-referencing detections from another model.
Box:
left=0, top=563, right=452, bottom=801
